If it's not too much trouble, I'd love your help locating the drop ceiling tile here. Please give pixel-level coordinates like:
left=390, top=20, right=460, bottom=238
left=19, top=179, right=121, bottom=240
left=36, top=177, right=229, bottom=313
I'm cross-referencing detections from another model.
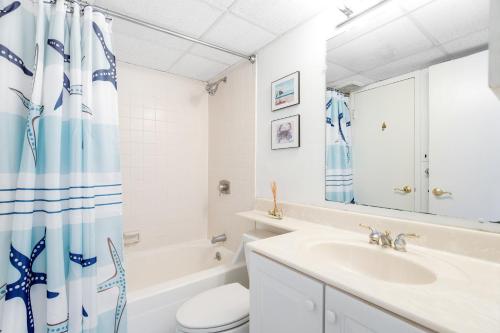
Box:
left=328, top=17, right=434, bottom=72
left=396, top=0, right=436, bottom=12
left=442, top=29, right=489, bottom=55
left=169, top=54, right=229, bottom=81
left=327, top=2, right=405, bottom=50
left=201, top=0, right=235, bottom=11
left=190, top=44, right=243, bottom=66
left=113, top=33, right=185, bottom=72
left=410, top=0, right=490, bottom=44
left=203, top=13, right=276, bottom=54
left=112, top=19, right=193, bottom=52
left=326, top=62, right=356, bottom=83
left=330, top=74, right=375, bottom=89
left=94, top=0, right=224, bottom=37
left=362, top=47, right=445, bottom=81
left=229, top=0, right=328, bottom=35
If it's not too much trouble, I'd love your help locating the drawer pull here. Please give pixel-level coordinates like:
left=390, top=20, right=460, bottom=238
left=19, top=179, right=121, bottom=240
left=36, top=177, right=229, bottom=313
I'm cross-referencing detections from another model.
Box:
left=326, top=310, right=337, bottom=323
left=305, top=300, right=315, bottom=311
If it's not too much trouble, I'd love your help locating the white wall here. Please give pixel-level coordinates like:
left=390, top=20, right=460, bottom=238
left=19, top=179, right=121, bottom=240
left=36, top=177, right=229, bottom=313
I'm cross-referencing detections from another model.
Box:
left=118, top=62, right=209, bottom=245
left=208, top=62, right=256, bottom=251
left=256, top=10, right=341, bottom=204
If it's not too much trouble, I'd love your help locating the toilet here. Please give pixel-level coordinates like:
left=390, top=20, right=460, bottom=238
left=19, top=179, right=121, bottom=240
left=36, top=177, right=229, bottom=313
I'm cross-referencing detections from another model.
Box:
left=175, top=230, right=277, bottom=333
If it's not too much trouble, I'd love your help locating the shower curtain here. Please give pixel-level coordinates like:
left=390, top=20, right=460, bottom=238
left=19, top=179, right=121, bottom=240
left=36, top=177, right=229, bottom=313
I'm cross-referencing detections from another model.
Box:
left=325, top=90, right=354, bottom=203
left=0, top=1, right=126, bottom=332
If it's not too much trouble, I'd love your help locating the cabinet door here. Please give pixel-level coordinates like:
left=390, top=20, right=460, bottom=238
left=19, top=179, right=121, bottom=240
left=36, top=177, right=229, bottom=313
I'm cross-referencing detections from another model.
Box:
left=325, top=286, right=427, bottom=333
left=248, top=252, right=324, bottom=333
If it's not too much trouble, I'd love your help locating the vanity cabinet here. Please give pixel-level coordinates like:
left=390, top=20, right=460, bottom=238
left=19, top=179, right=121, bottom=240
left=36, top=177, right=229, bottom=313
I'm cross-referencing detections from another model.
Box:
left=325, top=286, right=425, bottom=333
left=248, top=251, right=324, bottom=333
left=249, top=252, right=428, bottom=333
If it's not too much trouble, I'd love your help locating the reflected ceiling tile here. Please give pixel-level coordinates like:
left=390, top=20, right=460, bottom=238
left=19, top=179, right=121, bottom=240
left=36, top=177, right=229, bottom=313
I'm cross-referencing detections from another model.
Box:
left=328, top=17, right=433, bottom=72
left=230, top=0, right=328, bottom=35
left=203, top=13, right=276, bottom=54
left=362, top=47, right=445, bottom=81
left=326, top=62, right=356, bottom=83
left=169, top=54, right=229, bottom=81
left=327, top=2, right=405, bottom=50
left=410, top=0, right=490, bottom=44
left=330, top=74, right=374, bottom=89
left=442, top=29, right=489, bottom=55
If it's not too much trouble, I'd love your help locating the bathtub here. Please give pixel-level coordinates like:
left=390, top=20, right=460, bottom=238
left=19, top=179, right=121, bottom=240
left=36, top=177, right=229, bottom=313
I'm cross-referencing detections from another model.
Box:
left=125, top=239, right=248, bottom=333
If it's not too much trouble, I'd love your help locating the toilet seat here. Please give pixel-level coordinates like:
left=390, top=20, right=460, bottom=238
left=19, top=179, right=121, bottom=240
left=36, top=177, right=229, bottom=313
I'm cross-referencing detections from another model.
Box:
left=176, top=283, right=249, bottom=333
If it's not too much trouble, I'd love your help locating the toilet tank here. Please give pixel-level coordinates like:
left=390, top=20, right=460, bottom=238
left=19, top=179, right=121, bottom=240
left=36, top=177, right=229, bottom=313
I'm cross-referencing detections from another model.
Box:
left=231, top=229, right=280, bottom=266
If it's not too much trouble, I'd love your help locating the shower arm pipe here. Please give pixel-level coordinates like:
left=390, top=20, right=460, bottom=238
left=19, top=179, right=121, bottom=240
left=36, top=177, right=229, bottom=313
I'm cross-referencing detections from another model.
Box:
left=41, top=0, right=257, bottom=63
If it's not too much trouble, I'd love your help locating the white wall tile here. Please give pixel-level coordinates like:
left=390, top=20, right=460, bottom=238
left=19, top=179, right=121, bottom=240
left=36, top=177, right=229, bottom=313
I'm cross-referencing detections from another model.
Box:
left=118, top=61, right=209, bottom=244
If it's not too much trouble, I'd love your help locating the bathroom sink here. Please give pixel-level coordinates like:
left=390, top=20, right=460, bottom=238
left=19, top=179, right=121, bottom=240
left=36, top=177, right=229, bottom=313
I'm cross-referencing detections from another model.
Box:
left=304, top=241, right=437, bottom=285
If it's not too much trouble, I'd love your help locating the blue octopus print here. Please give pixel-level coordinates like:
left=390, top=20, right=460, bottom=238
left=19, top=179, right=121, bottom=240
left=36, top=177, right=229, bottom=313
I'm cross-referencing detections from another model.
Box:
left=92, top=22, right=117, bottom=89
left=5, top=231, right=47, bottom=333
left=9, top=87, right=44, bottom=164
left=98, top=238, right=126, bottom=333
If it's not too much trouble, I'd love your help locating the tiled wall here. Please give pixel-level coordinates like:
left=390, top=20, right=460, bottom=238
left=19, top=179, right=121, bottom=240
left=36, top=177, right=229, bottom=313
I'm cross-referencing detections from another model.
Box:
left=117, top=62, right=209, bottom=245
left=208, top=62, right=256, bottom=251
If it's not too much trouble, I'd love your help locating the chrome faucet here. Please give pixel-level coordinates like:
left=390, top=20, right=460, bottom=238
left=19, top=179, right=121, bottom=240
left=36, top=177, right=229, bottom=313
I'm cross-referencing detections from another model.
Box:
left=211, top=233, right=227, bottom=244
left=393, top=233, right=420, bottom=252
left=359, top=224, right=419, bottom=251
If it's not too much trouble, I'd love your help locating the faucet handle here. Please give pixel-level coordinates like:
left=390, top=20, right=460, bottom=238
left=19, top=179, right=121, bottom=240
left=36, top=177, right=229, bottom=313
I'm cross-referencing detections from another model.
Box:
left=359, top=224, right=381, bottom=245
left=393, top=233, right=420, bottom=252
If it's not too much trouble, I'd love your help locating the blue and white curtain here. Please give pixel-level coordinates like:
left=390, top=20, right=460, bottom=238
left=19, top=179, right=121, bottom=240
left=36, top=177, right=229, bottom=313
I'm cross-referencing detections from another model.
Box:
left=325, top=90, right=354, bottom=203
left=0, top=1, right=126, bottom=332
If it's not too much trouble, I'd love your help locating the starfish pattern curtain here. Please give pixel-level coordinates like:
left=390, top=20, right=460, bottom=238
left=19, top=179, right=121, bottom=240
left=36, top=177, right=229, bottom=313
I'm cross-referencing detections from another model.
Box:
left=0, top=1, right=126, bottom=332
left=325, top=90, right=354, bottom=204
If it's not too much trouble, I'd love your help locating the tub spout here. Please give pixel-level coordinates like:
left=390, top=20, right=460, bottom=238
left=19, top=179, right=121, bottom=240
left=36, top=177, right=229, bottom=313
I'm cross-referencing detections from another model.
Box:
left=211, top=233, right=227, bottom=244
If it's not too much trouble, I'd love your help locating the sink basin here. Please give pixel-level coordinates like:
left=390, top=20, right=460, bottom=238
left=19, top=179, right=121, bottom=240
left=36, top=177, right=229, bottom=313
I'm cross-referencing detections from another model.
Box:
left=304, top=241, right=437, bottom=285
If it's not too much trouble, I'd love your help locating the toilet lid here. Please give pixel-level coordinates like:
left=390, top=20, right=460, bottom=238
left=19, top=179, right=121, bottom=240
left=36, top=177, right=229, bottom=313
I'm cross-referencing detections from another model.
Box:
left=176, top=283, right=249, bottom=331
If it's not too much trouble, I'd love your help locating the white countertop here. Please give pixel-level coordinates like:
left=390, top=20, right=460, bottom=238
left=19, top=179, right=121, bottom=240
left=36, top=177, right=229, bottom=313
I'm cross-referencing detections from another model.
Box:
left=240, top=210, right=500, bottom=333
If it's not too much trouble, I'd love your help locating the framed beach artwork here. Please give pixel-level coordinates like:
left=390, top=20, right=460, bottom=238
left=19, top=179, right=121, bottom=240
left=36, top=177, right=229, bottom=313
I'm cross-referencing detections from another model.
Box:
left=271, top=71, right=300, bottom=111
left=271, top=115, right=300, bottom=150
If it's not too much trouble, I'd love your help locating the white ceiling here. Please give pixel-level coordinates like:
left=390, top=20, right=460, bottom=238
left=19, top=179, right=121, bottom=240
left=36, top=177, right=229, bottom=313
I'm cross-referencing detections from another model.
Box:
left=326, top=0, right=490, bottom=90
left=95, top=0, right=329, bottom=81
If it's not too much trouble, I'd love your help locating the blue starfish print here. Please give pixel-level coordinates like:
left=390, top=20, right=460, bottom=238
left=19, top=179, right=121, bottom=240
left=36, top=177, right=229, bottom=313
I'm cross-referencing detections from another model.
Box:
left=5, top=231, right=47, bottom=333
left=0, top=1, right=20, bottom=18
left=0, top=44, right=33, bottom=76
left=97, top=238, right=126, bottom=333
left=47, top=39, right=70, bottom=63
left=54, top=73, right=71, bottom=110
left=0, top=283, right=6, bottom=300
left=47, top=317, right=68, bottom=333
left=9, top=87, right=44, bottom=164
left=92, top=22, right=117, bottom=89
left=69, top=252, right=97, bottom=267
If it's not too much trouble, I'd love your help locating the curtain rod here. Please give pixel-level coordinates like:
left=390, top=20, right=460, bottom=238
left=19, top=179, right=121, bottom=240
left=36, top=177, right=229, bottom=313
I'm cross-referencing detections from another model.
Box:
left=42, top=0, right=257, bottom=63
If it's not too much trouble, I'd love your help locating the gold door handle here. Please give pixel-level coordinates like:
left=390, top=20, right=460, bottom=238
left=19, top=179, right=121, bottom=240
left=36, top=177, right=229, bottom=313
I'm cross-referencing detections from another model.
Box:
left=393, top=185, right=412, bottom=194
left=432, top=188, right=452, bottom=197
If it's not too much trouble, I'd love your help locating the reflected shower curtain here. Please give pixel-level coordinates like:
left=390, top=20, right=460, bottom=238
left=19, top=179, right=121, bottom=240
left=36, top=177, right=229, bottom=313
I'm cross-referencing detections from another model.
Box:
left=325, top=90, right=354, bottom=203
left=0, top=1, right=126, bottom=332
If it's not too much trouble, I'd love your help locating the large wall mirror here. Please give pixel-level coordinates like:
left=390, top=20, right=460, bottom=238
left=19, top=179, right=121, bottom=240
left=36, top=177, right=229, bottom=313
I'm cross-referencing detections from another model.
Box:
left=325, top=0, right=500, bottom=228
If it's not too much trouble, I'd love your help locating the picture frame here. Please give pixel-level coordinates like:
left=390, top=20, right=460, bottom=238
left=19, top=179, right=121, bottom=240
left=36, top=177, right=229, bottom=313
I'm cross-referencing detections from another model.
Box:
left=271, top=71, right=300, bottom=111
left=271, top=114, right=300, bottom=150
